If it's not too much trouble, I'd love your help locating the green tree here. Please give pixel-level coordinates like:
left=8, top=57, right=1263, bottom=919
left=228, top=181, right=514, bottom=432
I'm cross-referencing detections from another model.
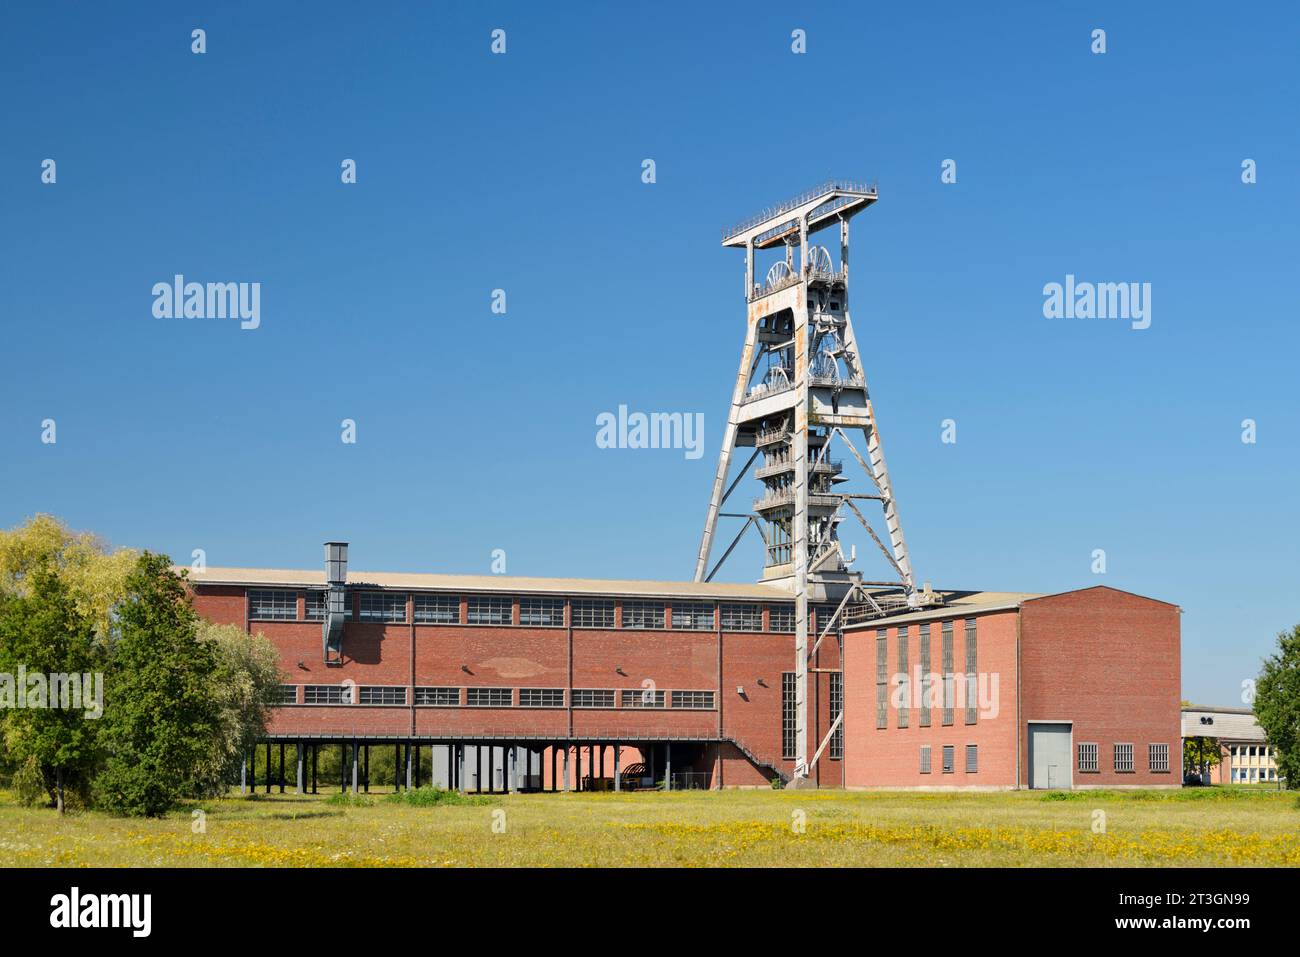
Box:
left=94, top=553, right=222, bottom=816
left=0, top=567, right=103, bottom=812
left=1254, top=624, right=1300, bottom=789
left=188, top=620, right=283, bottom=797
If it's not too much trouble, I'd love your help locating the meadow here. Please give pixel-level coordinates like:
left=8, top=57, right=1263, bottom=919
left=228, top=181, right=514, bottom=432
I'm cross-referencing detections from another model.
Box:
left=1, top=786, right=1295, bottom=868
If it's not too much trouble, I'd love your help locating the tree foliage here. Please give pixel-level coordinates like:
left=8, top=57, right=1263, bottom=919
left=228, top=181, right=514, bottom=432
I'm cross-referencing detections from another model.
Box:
left=94, top=553, right=223, bottom=816
left=1254, top=623, right=1300, bottom=789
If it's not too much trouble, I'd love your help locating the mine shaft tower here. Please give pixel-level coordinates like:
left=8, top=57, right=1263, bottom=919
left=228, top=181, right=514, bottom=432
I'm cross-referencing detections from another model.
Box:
left=695, top=180, right=941, bottom=786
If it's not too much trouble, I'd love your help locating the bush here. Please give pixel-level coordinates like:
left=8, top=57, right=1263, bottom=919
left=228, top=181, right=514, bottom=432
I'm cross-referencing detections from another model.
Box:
left=325, top=791, right=375, bottom=808
left=383, top=786, right=489, bottom=808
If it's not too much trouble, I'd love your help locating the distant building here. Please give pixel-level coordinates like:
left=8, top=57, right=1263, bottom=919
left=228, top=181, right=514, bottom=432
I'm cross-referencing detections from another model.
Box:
left=1181, top=705, right=1280, bottom=785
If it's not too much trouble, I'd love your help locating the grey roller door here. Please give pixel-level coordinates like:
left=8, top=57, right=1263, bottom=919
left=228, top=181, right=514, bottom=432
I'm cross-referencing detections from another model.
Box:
left=1029, top=723, right=1072, bottom=789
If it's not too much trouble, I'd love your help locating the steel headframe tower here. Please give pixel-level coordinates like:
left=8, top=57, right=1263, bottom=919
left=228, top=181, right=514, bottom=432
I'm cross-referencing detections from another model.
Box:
left=694, top=180, right=939, bottom=787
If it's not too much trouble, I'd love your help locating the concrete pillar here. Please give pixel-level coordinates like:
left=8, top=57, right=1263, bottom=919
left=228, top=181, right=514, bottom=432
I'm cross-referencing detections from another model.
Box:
left=562, top=747, right=571, bottom=792
left=614, top=745, right=621, bottom=792
left=296, top=743, right=304, bottom=794
left=666, top=744, right=672, bottom=791
left=240, top=755, right=247, bottom=795
left=351, top=741, right=359, bottom=795
left=507, top=746, right=517, bottom=793
left=405, top=743, right=413, bottom=790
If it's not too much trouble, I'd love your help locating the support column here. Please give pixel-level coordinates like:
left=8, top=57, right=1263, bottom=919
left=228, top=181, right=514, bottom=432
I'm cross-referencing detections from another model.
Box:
left=507, top=746, right=517, bottom=793
left=240, top=755, right=247, bottom=795
left=311, top=745, right=318, bottom=794
left=406, top=743, right=413, bottom=791
left=562, top=747, right=571, bottom=792
left=457, top=744, right=467, bottom=793
left=363, top=745, right=370, bottom=793
left=551, top=747, right=557, bottom=792
left=351, top=741, right=359, bottom=795
left=279, top=743, right=286, bottom=794
left=666, top=744, right=673, bottom=791
left=296, top=742, right=304, bottom=794
left=614, top=745, right=621, bottom=792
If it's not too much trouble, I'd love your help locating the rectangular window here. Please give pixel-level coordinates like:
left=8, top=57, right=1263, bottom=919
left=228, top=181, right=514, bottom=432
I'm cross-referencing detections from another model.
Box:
left=620, top=689, right=665, bottom=708
left=518, top=597, right=564, bottom=627
left=571, top=689, right=615, bottom=708
left=828, top=672, right=843, bottom=761
left=781, top=672, right=797, bottom=760
left=466, top=687, right=513, bottom=707
left=941, top=620, right=954, bottom=726
left=964, top=619, right=978, bottom=725
left=671, top=690, right=715, bottom=710
left=897, top=626, right=910, bottom=729
left=358, top=686, right=406, bottom=705
left=965, top=744, right=978, bottom=773
left=519, top=688, right=564, bottom=708
left=467, top=595, right=512, bottom=625
left=275, top=684, right=298, bottom=705
left=304, top=590, right=326, bottom=622
left=720, top=603, right=762, bottom=631
left=621, top=600, right=665, bottom=630
left=1149, top=743, right=1170, bottom=774
left=671, top=601, right=714, bottom=630
left=413, top=687, right=459, bottom=706
left=918, top=623, right=931, bottom=728
left=571, top=599, right=615, bottom=629
left=875, top=630, right=888, bottom=729
left=942, top=744, right=954, bottom=774
left=358, top=591, right=407, bottom=623
left=303, top=684, right=351, bottom=705
left=413, top=593, right=460, bottom=624
left=249, top=589, right=297, bottom=621
left=1114, top=743, right=1134, bottom=773
left=919, top=744, right=932, bottom=774
left=769, top=604, right=796, bottom=633
left=1078, top=742, right=1099, bottom=773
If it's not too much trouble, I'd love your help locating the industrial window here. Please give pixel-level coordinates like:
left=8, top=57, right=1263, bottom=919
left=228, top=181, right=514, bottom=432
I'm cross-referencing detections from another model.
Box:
left=769, top=604, right=795, bottom=632
left=918, top=623, right=931, bottom=728
left=1078, top=742, right=1099, bottom=773
left=358, top=591, right=407, bottom=623
left=875, top=630, right=888, bottom=729
left=571, top=599, right=615, bottom=629
left=672, top=601, right=714, bottom=631
left=671, top=690, right=715, bottom=710
left=414, top=593, right=460, bottom=624
left=303, top=684, right=351, bottom=705
left=249, top=589, right=297, bottom=621
left=942, top=744, right=954, bottom=774
left=919, top=744, right=932, bottom=774
left=467, top=595, right=512, bottom=625
left=358, top=686, right=406, bottom=705
left=941, top=620, right=954, bottom=726
left=1114, top=743, right=1134, bottom=773
left=721, top=603, right=762, bottom=631
left=781, top=672, right=797, bottom=760
left=621, top=689, right=665, bottom=708
left=897, top=626, right=910, bottom=729
left=964, top=619, right=978, bottom=725
left=965, top=744, right=978, bottom=773
left=466, top=687, right=513, bottom=707
left=518, top=597, right=564, bottom=627
left=814, top=604, right=841, bottom=634
left=304, top=590, right=326, bottom=622
left=275, top=685, right=298, bottom=705
left=519, top=688, right=564, bottom=708
left=571, top=689, right=615, bottom=709
left=1149, top=743, right=1170, bottom=774
left=413, top=687, right=459, bottom=706
left=621, top=600, right=665, bottom=630
left=828, top=672, right=843, bottom=760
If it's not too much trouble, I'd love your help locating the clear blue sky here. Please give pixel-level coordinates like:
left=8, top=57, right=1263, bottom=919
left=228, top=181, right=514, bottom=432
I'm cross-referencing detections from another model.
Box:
left=2, top=2, right=1296, bottom=707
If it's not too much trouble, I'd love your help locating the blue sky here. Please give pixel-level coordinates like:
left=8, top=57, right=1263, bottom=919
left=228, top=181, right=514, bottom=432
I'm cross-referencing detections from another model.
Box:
left=1, top=2, right=1296, bottom=706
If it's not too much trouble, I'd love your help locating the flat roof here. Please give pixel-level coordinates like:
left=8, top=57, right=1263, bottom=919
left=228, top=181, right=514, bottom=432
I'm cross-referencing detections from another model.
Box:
left=185, top=566, right=798, bottom=601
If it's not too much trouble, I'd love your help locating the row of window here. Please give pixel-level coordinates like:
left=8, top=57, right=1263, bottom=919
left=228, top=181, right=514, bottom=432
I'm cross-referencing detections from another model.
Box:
left=919, top=744, right=978, bottom=774
left=281, top=685, right=716, bottom=709
left=1078, top=742, right=1169, bottom=774
left=876, top=620, right=978, bottom=730
left=249, top=589, right=840, bottom=632
left=779, top=671, right=843, bottom=761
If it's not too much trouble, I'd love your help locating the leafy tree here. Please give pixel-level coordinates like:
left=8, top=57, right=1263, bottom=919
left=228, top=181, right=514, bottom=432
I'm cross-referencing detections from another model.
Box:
left=94, top=553, right=222, bottom=816
left=1254, top=624, right=1300, bottom=789
left=0, top=567, right=103, bottom=812
left=1182, top=736, right=1221, bottom=780
left=188, top=621, right=283, bottom=797
left=0, top=514, right=136, bottom=638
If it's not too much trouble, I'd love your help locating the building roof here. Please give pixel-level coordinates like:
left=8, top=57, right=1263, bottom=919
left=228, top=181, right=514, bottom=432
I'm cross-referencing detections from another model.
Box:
left=184, top=566, right=798, bottom=601
left=1181, top=706, right=1265, bottom=742
left=843, top=590, right=1042, bottom=628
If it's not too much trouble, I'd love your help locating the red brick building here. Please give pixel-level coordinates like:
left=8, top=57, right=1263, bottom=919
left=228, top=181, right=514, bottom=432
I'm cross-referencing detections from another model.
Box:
left=188, top=553, right=1180, bottom=791
left=842, top=586, right=1182, bottom=789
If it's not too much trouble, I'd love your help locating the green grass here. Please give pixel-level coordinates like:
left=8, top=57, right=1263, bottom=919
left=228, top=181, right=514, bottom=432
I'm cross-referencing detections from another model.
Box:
left=0, top=786, right=1295, bottom=867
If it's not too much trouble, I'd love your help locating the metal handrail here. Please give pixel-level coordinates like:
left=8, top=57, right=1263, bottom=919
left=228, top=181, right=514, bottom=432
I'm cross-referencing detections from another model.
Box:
left=723, top=179, right=878, bottom=241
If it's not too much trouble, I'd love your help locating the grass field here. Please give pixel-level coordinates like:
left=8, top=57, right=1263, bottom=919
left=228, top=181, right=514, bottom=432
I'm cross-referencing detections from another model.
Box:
left=1, top=786, right=1296, bottom=867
